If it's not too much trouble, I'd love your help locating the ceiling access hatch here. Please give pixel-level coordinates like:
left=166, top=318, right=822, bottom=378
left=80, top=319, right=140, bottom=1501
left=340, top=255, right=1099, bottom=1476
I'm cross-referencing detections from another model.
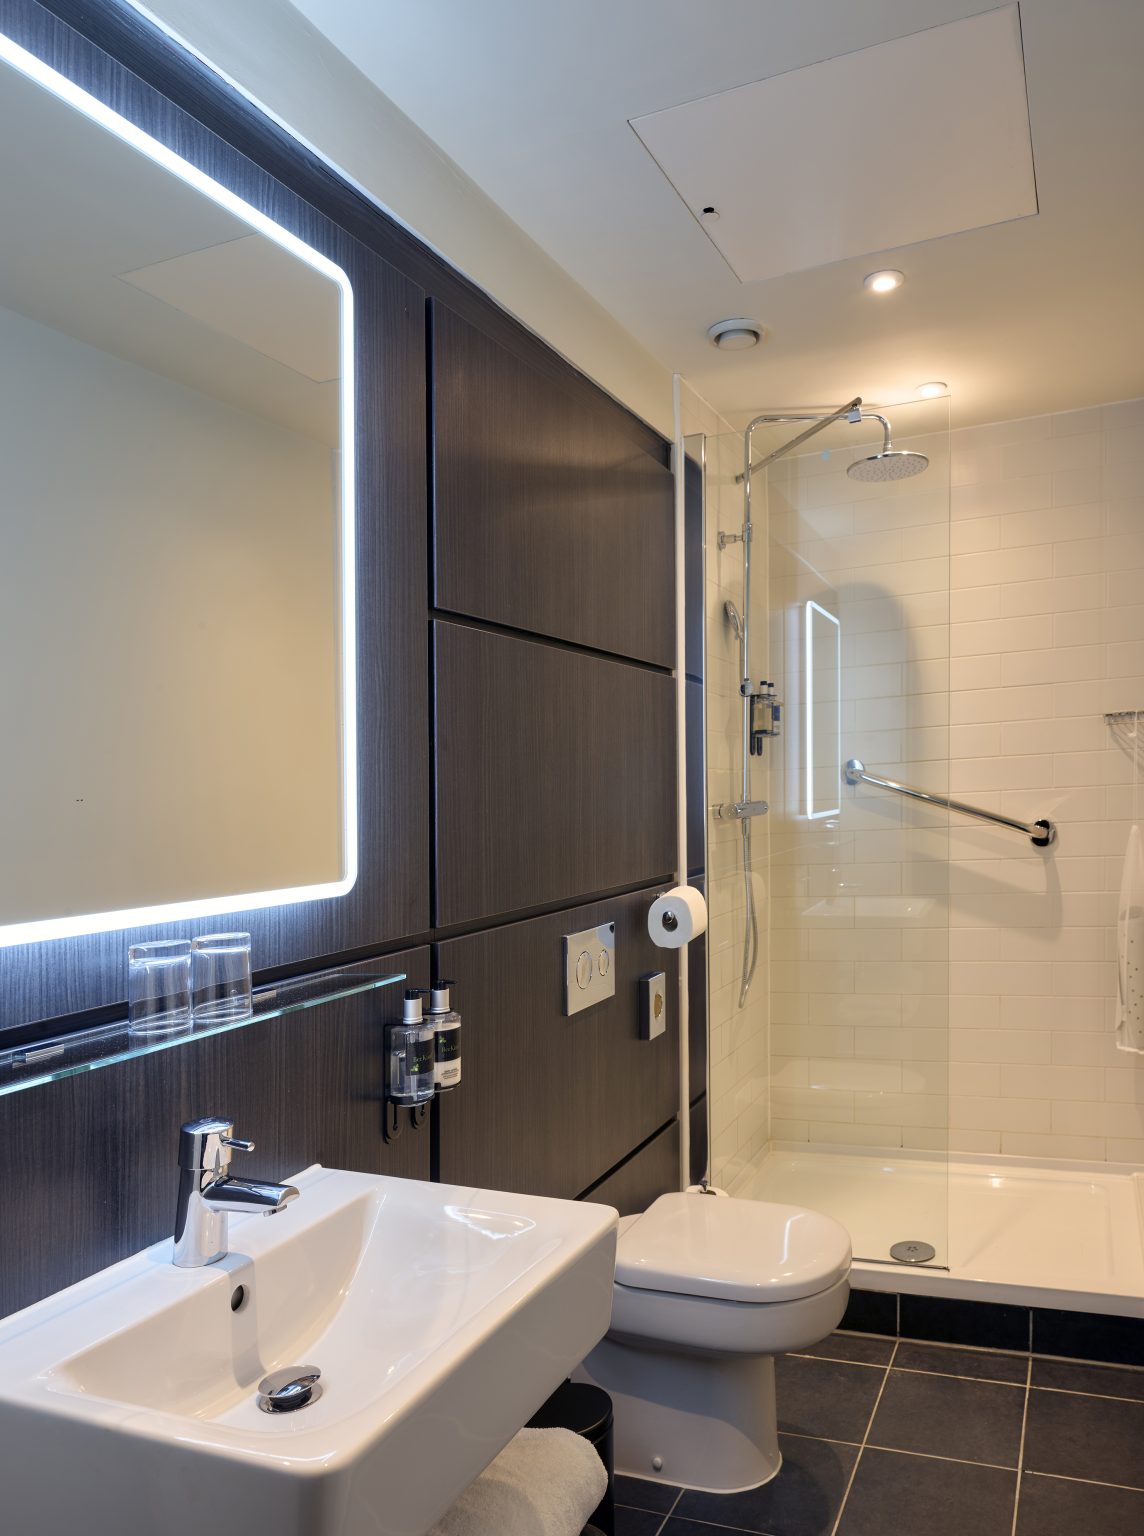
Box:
left=630, top=5, right=1037, bottom=284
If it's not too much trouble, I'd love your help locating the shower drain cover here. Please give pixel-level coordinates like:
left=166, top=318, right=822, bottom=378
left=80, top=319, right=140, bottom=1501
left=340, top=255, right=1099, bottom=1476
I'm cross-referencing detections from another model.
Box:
left=889, top=1240, right=936, bottom=1265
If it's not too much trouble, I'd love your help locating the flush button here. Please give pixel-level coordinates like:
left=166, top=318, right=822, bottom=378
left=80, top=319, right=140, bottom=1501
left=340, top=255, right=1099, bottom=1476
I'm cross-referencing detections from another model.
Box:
left=563, top=922, right=617, bottom=1016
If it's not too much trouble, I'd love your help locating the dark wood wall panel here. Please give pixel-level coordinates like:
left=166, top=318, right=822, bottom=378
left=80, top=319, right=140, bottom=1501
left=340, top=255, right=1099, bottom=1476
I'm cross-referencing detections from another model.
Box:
left=0, top=949, right=430, bottom=1317
left=435, top=890, right=678, bottom=1199
left=433, top=622, right=676, bottom=928
left=581, top=1121, right=680, bottom=1217
left=432, top=303, right=674, bottom=667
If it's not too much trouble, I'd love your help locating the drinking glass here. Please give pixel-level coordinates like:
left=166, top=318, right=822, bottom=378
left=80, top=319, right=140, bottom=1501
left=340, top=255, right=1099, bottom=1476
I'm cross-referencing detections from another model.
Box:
left=128, top=939, right=192, bottom=1038
left=191, top=932, right=253, bottom=1027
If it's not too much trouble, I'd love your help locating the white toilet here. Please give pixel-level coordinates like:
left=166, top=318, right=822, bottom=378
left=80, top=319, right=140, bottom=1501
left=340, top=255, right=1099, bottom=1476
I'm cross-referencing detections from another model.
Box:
left=576, top=1190, right=852, bottom=1493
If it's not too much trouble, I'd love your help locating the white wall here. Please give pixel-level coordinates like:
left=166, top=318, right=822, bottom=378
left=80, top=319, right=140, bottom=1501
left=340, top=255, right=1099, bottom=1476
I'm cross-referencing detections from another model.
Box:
left=946, top=399, right=1144, bottom=1163
left=133, top=0, right=673, bottom=437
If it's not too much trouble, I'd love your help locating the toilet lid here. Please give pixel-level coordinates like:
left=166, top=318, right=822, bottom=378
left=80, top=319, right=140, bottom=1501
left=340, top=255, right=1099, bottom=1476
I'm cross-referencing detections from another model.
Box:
left=614, top=1193, right=851, bottom=1304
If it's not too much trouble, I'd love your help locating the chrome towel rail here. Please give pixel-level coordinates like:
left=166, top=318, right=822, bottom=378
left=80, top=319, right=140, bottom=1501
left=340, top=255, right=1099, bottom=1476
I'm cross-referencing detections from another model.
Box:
left=844, top=759, right=1056, bottom=848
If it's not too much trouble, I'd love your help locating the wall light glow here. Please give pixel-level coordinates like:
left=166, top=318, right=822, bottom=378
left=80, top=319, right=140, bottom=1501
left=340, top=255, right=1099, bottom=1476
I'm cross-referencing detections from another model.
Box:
left=805, top=600, right=842, bottom=821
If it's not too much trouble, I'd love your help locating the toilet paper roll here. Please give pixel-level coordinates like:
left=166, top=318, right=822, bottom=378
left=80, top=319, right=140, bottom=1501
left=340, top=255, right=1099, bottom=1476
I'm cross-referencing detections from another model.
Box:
left=648, top=885, right=708, bottom=948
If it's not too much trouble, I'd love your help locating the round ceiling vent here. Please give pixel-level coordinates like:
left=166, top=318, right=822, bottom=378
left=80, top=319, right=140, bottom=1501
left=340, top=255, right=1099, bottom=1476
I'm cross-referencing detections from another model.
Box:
left=706, top=317, right=765, bottom=351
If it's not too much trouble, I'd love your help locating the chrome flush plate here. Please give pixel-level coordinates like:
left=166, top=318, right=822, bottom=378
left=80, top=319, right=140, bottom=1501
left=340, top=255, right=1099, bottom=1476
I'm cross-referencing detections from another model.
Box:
left=563, top=923, right=616, bottom=1016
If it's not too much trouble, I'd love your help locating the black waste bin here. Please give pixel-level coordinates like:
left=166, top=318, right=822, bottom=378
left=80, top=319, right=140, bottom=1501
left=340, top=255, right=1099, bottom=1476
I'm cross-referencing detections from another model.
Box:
left=527, top=1379, right=614, bottom=1536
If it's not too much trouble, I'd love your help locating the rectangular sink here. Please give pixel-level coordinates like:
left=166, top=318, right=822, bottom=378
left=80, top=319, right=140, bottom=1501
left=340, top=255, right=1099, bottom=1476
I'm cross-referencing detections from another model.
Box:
left=0, top=1167, right=618, bottom=1535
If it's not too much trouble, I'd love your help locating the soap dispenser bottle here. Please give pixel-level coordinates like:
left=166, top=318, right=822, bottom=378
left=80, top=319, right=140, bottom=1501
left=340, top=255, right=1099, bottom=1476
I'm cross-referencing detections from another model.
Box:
left=427, top=979, right=462, bottom=1092
left=387, top=988, right=436, bottom=1105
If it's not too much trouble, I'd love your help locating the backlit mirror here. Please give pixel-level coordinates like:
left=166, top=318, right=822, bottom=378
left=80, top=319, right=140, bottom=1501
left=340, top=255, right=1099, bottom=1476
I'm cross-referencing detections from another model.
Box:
left=805, top=600, right=841, bottom=819
left=0, top=36, right=356, bottom=946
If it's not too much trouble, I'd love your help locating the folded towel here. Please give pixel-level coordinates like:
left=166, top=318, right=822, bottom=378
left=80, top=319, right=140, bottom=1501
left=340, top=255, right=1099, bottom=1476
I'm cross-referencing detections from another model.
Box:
left=1116, top=824, right=1144, bottom=1055
left=429, top=1427, right=607, bottom=1536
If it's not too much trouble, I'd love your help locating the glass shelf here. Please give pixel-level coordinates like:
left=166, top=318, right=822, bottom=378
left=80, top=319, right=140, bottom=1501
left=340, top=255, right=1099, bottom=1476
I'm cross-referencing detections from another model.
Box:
left=0, top=967, right=405, bottom=1098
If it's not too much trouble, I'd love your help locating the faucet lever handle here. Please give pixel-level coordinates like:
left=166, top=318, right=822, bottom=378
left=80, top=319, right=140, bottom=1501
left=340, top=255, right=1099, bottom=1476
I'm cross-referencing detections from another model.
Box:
left=221, top=1135, right=255, bottom=1153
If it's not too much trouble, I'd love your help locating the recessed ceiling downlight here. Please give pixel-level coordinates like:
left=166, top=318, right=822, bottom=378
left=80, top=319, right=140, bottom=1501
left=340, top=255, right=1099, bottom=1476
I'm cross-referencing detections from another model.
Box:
left=863, top=269, right=904, bottom=294
left=917, top=381, right=948, bottom=398
left=707, top=317, right=764, bottom=350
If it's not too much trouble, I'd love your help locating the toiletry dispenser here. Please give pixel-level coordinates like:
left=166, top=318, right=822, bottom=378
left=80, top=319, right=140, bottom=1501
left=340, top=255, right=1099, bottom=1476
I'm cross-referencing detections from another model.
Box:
left=387, top=989, right=436, bottom=1106
left=427, top=980, right=462, bottom=1091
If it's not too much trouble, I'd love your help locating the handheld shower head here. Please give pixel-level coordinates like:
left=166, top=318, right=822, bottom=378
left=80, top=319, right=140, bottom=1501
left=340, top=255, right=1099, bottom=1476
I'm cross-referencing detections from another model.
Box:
left=724, top=599, right=743, bottom=640
left=847, top=412, right=929, bottom=482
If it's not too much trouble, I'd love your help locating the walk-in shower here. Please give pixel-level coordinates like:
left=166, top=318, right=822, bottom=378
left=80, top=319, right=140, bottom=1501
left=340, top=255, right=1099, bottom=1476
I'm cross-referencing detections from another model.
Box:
left=687, top=383, right=1144, bottom=1319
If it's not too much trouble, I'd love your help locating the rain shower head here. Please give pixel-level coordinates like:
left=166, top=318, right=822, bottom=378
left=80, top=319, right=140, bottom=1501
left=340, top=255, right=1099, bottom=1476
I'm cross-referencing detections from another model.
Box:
left=847, top=412, right=929, bottom=482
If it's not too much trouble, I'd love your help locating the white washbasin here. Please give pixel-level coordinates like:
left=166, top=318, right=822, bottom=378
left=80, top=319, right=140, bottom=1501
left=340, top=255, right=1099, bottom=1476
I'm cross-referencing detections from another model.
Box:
left=0, top=1166, right=618, bottom=1535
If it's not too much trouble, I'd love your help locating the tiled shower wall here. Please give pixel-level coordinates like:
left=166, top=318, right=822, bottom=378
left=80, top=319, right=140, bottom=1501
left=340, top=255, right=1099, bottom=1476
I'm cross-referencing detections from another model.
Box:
left=704, top=427, right=771, bottom=1187
left=765, top=409, right=953, bottom=1155
left=946, top=398, right=1144, bottom=1162
left=761, top=398, right=1144, bottom=1166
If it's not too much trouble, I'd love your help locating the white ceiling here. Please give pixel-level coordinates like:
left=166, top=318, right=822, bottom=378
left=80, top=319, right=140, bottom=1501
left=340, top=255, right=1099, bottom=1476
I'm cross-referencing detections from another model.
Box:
left=290, top=0, right=1144, bottom=427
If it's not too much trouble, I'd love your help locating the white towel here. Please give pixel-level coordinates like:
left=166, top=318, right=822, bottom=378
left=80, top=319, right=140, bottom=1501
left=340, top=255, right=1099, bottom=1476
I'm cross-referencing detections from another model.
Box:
left=1116, top=824, right=1144, bottom=1055
left=430, top=1427, right=607, bottom=1536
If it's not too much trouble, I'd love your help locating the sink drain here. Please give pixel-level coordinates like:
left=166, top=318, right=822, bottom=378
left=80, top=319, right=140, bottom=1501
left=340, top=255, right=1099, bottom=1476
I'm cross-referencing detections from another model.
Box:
left=889, top=1240, right=936, bottom=1265
left=257, top=1365, right=323, bottom=1413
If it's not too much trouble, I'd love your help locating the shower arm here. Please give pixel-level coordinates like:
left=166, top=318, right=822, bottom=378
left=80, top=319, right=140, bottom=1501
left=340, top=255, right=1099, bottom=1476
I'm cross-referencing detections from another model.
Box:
left=844, top=759, right=1056, bottom=848
left=729, top=397, right=864, bottom=490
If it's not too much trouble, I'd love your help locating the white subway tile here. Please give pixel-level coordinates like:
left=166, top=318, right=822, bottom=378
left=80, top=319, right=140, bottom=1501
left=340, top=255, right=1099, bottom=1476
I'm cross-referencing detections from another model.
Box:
left=998, top=1064, right=1104, bottom=1101
left=951, top=1030, right=1052, bottom=1063
left=950, top=1096, right=1051, bottom=1132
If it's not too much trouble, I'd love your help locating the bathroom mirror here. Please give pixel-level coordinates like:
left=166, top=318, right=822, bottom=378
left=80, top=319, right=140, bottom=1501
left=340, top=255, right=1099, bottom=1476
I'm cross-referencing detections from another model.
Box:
left=805, top=601, right=841, bottom=819
left=0, top=37, right=356, bottom=946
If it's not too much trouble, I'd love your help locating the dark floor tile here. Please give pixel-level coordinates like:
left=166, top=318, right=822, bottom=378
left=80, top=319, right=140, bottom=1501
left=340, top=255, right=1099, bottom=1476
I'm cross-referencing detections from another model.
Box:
left=796, top=1332, right=896, bottom=1366
left=775, top=1355, right=886, bottom=1443
left=836, top=1448, right=1016, bottom=1536
left=1032, top=1308, right=1144, bottom=1368
left=615, top=1476, right=680, bottom=1514
left=1023, top=1388, right=1144, bottom=1489
left=1015, top=1471, right=1144, bottom=1536
left=840, top=1289, right=898, bottom=1336
left=674, top=1434, right=857, bottom=1536
left=1031, top=1356, right=1144, bottom=1401
left=868, top=1367, right=1025, bottom=1466
left=894, top=1340, right=1028, bottom=1384
left=662, top=1522, right=751, bottom=1536
left=616, top=1507, right=667, bottom=1536
left=900, top=1293, right=1030, bottom=1351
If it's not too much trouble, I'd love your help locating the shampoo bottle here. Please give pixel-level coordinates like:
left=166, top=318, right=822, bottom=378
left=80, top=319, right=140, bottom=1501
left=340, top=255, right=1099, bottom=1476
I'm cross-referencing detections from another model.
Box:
left=427, top=979, right=462, bottom=1092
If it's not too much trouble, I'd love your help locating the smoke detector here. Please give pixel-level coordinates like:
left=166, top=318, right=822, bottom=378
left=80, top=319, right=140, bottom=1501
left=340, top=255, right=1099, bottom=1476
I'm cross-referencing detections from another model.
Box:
left=706, top=317, right=765, bottom=350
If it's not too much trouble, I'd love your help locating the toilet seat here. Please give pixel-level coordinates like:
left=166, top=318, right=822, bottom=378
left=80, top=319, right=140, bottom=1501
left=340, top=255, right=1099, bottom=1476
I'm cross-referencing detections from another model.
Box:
left=614, top=1192, right=851, bottom=1304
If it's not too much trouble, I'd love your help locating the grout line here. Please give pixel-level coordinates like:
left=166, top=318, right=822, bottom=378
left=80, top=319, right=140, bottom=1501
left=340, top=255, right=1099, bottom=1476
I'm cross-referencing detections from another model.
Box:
left=1028, top=1382, right=1144, bottom=1404
left=1023, top=1469, right=1144, bottom=1496
left=890, top=1365, right=1026, bottom=1388
left=790, top=1350, right=1028, bottom=1387
left=1009, top=1354, right=1032, bottom=1536
left=653, top=1484, right=685, bottom=1535
left=780, top=1429, right=864, bottom=1448
left=829, top=1339, right=897, bottom=1536
left=862, top=1444, right=1022, bottom=1475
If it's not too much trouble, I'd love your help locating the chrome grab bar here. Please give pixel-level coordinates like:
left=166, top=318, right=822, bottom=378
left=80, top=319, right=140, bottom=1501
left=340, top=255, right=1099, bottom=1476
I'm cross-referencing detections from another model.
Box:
left=844, top=759, right=1056, bottom=848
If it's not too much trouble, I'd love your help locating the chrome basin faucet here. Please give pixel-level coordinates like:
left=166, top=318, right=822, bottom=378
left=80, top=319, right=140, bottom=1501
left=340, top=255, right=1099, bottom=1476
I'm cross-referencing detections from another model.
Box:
left=173, top=1116, right=299, bottom=1268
